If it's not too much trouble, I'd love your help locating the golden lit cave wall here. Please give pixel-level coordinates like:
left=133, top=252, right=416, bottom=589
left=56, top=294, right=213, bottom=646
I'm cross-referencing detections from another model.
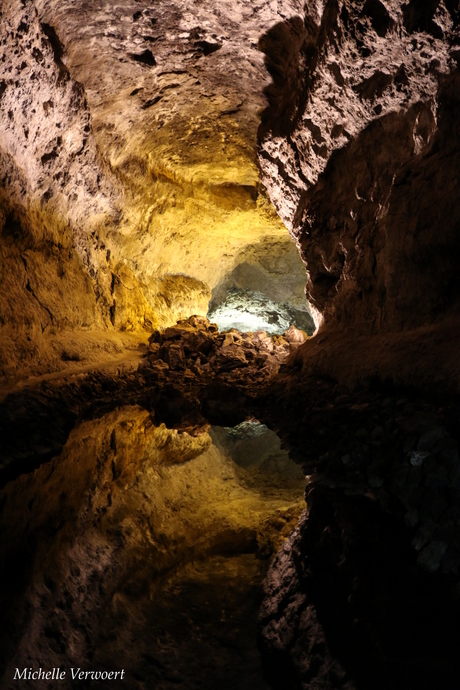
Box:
left=0, top=0, right=310, bottom=383
left=32, top=0, right=310, bottom=318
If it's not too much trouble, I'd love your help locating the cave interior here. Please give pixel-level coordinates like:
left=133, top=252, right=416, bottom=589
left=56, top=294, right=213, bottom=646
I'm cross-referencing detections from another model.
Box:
left=1, top=1, right=460, bottom=689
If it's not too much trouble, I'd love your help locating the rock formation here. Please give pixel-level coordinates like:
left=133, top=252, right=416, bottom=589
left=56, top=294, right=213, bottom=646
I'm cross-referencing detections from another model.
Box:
left=259, top=0, right=460, bottom=334
left=254, top=3, right=460, bottom=688
left=0, top=0, right=310, bottom=382
left=1, top=0, right=460, bottom=689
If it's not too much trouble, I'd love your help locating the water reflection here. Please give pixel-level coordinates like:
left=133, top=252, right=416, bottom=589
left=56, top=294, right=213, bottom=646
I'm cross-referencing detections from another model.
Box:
left=0, top=406, right=304, bottom=689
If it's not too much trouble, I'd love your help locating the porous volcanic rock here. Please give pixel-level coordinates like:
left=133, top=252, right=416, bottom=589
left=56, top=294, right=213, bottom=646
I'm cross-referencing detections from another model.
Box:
left=0, top=0, right=310, bottom=382
left=259, top=0, right=460, bottom=332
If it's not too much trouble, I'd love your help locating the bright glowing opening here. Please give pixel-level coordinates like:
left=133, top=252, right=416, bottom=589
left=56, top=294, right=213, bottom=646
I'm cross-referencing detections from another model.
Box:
left=207, top=288, right=315, bottom=335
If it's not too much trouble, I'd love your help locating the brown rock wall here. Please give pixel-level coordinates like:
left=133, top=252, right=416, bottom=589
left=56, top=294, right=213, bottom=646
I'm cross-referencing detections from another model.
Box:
left=259, top=0, right=460, bottom=331
left=1, top=0, right=311, bottom=381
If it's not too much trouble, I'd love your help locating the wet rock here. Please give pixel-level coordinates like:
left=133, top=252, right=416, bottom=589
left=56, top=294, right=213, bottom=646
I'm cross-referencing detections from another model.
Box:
left=409, top=451, right=429, bottom=467
left=418, top=541, right=448, bottom=573
left=260, top=484, right=460, bottom=690
left=417, top=427, right=449, bottom=452
left=405, top=509, right=419, bottom=528
left=424, top=465, right=449, bottom=489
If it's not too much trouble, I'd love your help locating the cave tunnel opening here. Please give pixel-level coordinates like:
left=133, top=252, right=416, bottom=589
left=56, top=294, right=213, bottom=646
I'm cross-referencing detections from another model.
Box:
left=205, top=239, right=317, bottom=337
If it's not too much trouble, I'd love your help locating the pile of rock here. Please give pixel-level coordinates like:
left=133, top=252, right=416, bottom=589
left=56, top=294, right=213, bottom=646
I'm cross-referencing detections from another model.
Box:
left=143, top=315, right=306, bottom=389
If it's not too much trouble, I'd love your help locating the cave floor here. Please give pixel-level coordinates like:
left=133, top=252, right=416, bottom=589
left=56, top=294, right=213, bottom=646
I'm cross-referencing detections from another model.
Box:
left=0, top=340, right=148, bottom=403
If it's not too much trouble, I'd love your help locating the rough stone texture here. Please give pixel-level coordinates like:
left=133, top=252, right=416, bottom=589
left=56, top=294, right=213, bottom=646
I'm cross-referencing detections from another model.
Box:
left=0, top=0, right=119, bottom=377
left=259, top=0, right=460, bottom=331
left=257, top=369, right=460, bottom=689
left=0, top=0, right=309, bottom=382
left=142, top=315, right=308, bottom=395
left=260, top=487, right=460, bottom=690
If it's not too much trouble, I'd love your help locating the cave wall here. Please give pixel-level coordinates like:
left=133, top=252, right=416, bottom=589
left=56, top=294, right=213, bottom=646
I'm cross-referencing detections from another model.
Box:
left=0, top=1, right=118, bottom=376
left=259, top=0, right=460, bottom=332
left=1, top=0, right=311, bottom=383
left=255, top=5, right=460, bottom=688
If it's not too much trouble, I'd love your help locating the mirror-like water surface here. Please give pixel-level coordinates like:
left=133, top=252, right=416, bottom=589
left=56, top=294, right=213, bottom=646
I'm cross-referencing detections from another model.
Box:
left=0, top=407, right=305, bottom=689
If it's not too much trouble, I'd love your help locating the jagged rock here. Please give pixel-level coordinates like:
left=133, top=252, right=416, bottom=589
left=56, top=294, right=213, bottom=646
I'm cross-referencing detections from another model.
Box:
left=0, top=0, right=312, bottom=382
left=259, top=0, right=460, bottom=334
left=142, top=316, right=297, bottom=391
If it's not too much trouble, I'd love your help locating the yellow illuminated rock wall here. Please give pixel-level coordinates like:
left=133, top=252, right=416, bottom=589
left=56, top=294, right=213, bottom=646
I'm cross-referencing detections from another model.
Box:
left=0, top=0, right=308, bottom=381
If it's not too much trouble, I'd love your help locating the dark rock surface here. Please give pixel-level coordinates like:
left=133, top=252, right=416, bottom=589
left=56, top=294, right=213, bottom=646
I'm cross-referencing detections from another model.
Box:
left=257, top=369, right=460, bottom=690
left=259, top=0, right=460, bottom=332
left=260, top=490, right=460, bottom=690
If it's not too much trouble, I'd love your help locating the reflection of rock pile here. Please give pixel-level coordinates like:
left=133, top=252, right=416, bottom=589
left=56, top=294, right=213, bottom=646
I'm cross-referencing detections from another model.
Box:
left=211, top=421, right=305, bottom=487
left=144, top=315, right=307, bottom=388
left=207, top=288, right=315, bottom=336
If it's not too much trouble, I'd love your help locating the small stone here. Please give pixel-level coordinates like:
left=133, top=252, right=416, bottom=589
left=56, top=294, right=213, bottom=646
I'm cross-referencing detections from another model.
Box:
left=412, top=521, right=434, bottom=551
left=441, top=547, right=460, bottom=576
left=441, top=447, right=459, bottom=466
left=284, top=325, right=307, bottom=344
left=335, top=394, right=350, bottom=403
left=428, top=490, right=448, bottom=521
left=368, top=475, right=383, bottom=488
left=424, top=466, right=449, bottom=489
left=370, top=425, right=384, bottom=440
left=417, top=541, right=448, bottom=573
left=391, top=464, right=409, bottom=491
left=404, top=509, right=419, bottom=528
left=433, top=519, right=455, bottom=543
left=403, top=434, right=417, bottom=453
left=409, top=451, right=429, bottom=467
left=350, top=402, right=369, bottom=411
left=166, top=343, right=186, bottom=369
left=221, top=333, right=235, bottom=347
left=407, top=466, right=422, bottom=486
